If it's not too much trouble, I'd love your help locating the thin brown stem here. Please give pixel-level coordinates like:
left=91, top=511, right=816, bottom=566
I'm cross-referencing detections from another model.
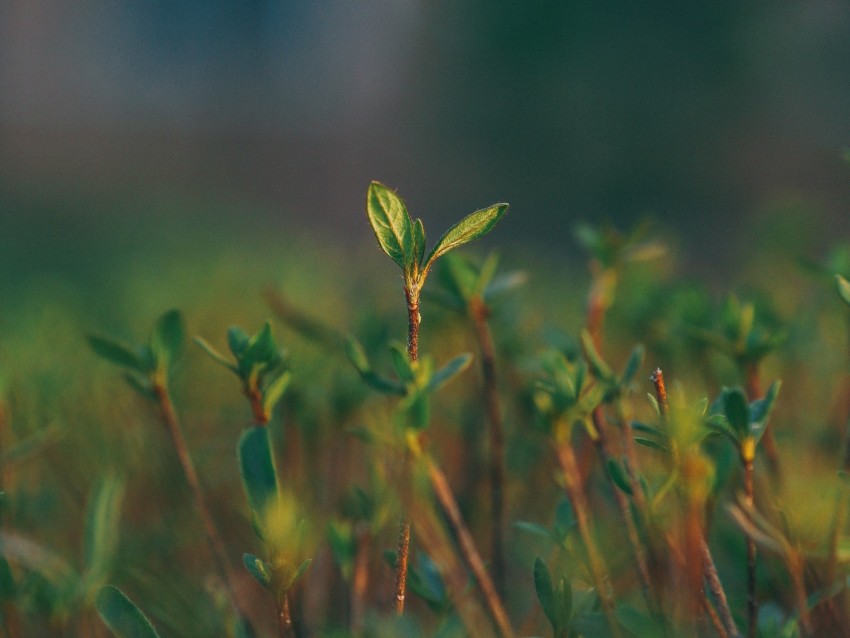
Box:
left=393, top=519, right=411, bottom=615
left=393, top=285, right=420, bottom=614
left=425, top=454, right=514, bottom=638
left=554, top=440, right=622, bottom=638
left=470, top=297, right=506, bottom=598
left=789, top=554, right=813, bottom=638
left=153, top=383, right=246, bottom=623
left=702, top=539, right=740, bottom=638
left=591, top=407, right=657, bottom=616
left=651, top=368, right=668, bottom=416
left=743, top=458, right=757, bottom=638
left=278, top=595, right=295, bottom=638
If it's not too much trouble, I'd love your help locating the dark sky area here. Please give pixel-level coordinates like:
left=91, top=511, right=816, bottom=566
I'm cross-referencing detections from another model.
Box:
left=1, top=1, right=849, bottom=276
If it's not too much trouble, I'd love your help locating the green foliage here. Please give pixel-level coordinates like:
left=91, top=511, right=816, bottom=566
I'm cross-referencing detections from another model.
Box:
left=195, top=321, right=290, bottom=422
left=366, top=181, right=507, bottom=293
left=88, top=309, right=186, bottom=395
left=95, top=585, right=161, bottom=638
left=237, top=426, right=280, bottom=519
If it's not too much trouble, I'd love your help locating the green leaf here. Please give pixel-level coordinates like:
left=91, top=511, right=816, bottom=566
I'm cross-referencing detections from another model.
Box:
left=228, top=326, right=250, bottom=356
left=837, top=274, right=850, bottom=307
left=95, top=585, right=161, bottom=638
left=533, top=557, right=559, bottom=632
left=193, top=337, right=239, bottom=374
left=262, top=370, right=292, bottom=421
left=390, top=343, right=414, bottom=383
left=238, top=427, right=279, bottom=517
left=426, top=353, right=472, bottom=393
left=620, top=345, right=645, bottom=386
left=412, top=218, right=426, bottom=270
left=607, top=459, right=633, bottom=495
left=345, top=336, right=371, bottom=375
left=513, top=521, right=556, bottom=541
left=366, top=181, right=413, bottom=272
left=556, top=577, right=573, bottom=629
left=581, top=330, right=614, bottom=382
left=242, top=553, right=272, bottom=589
left=723, top=388, right=750, bottom=434
left=0, top=557, right=16, bottom=602
left=424, top=203, right=508, bottom=270
left=283, top=558, right=312, bottom=591
left=88, top=335, right=148, bottom=373
left=242, top=322, right=279, bottom=372
left=749, top=379, right=781, bottom=426
left=635, top=437, right=668, bottom=453
left=150, top=309, right=184, bottom=373
left=82, top=476, right=126, bottom=596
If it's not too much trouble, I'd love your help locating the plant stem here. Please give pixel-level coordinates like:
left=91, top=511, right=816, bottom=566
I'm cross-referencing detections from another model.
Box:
left=278, top=595, right=294, bottom=638
left=424, top=453, right=514, bottom=638
left=591, top=407, right=657, bottom=616
left=469, top=297, right=506, bottom=598
left=701, top=540, right=740, bottom=638
left=651, top=368, right=668, bottom=416
left=789, top=553, right=813, bottom=638
left=393, top=285, right=421, bottom=614
left=742, top=454, right=757, bottom=638
left=554, top=438, right=621, bottom=638
left=153, top=383, right=247, bottom=623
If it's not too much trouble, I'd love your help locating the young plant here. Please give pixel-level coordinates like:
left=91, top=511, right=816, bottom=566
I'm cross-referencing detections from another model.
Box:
left=532, top=350, right=620, bottom=637
left=690, top=295, right=786, bottom=482
left=639, top=370, right=739, bottom=638
left=708, top=381, right=781, bottom=638
left=88, top=310, right=249, bottom=629
left=364, top=181, right=507, bottom=616
left=196, top=322, right=309, bottom=638
left=347, top=338, right=513, bottom=637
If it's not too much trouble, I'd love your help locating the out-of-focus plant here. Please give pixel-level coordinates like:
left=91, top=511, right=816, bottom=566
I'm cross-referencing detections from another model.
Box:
left=196, top=322, right=309, bottom=638
left=364, top=180, right=506, bottom=615
left=88, top=310, right=250, bottom=631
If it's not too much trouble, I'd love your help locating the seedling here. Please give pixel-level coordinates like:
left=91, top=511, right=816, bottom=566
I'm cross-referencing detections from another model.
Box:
left=88, top=310, right=249, bottom=628
left=196, top=322, right=308, bottom=637
left=364, top=181, right=507, bottom=619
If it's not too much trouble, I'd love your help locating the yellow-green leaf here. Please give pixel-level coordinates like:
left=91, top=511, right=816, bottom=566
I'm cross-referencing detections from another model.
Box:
left=424, top=203, right=508, bottom=270
left=366, top=181, right=413, bottom=271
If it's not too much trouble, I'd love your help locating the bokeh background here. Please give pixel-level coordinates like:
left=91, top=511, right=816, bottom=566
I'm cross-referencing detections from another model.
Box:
left=2, top=0, right=850, bottom=299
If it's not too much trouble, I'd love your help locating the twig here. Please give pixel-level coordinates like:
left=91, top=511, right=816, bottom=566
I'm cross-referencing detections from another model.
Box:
left=554, top=437, right=622, bottom=638
left=470, top=297, right=507, bottom=597
left=152, top=383, right=247, bottom=623
left=425, top=454, right=514, bottom=638
left=702, top=540, right=740, bottom=638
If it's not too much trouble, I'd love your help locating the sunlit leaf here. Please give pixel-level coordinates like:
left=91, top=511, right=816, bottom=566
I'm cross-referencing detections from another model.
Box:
left=366, top=181, right=413, bottom=271
left=424, top=203, right=508, bottom=270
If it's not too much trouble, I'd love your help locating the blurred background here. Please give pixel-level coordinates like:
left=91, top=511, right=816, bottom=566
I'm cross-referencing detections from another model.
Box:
left=2, top=1, right=850, bottom=297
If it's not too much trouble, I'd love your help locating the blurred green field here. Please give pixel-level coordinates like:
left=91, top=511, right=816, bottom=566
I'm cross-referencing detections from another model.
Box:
left=2, top=187, right=850, bottom=638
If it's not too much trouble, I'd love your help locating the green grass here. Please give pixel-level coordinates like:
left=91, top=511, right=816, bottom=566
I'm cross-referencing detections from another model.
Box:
left=2, top=187, right=850, bottom=637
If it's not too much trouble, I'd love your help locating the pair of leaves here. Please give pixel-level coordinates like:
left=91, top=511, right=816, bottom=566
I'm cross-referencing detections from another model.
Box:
left=346, top=336, right=473, bottom=430
left=196, top=322, right=291, bottom=423
left=88, top=310, right=185, bottom=395
left=708, top=381, right=781, bottom=449
left=366, top=181, right=508, bottom=291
